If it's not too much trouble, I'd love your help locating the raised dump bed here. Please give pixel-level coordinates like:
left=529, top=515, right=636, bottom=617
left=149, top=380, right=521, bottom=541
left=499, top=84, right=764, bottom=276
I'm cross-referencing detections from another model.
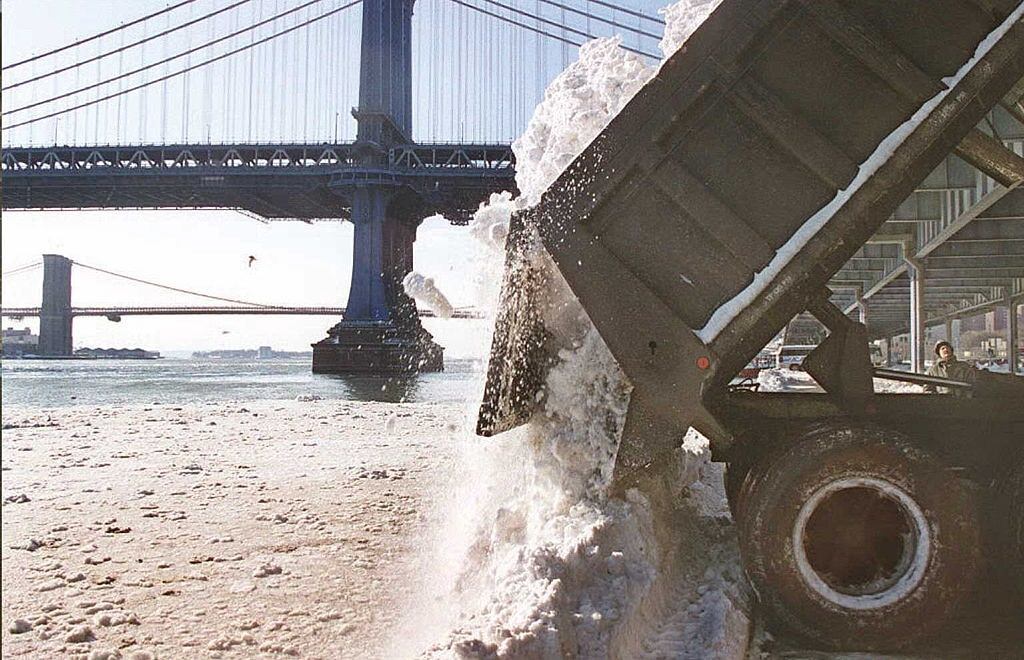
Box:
left=478, top=0, right=1024, bottom=651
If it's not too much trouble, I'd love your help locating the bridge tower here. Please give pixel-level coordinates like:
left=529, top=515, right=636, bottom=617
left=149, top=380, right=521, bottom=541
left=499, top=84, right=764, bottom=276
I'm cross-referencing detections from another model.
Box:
left=312, top=0, right=444, bottom=374
left=39, top=254, right=73, bottom=356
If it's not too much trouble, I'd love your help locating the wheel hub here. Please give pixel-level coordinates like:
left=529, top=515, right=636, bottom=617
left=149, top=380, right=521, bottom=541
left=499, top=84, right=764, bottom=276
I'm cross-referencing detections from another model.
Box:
left=793, top=477, right=930, bottom=610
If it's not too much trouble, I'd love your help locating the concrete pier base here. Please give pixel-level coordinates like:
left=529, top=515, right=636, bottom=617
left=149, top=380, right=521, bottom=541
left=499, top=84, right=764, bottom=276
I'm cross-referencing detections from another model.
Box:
left=312, top=320, right=443, bottom=374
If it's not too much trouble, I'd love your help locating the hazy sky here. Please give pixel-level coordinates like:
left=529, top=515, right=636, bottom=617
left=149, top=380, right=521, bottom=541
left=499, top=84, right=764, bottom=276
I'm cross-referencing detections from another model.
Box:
left=1, top=210, right=491, bottom=354
left=1, top=0, right=668, bottom=354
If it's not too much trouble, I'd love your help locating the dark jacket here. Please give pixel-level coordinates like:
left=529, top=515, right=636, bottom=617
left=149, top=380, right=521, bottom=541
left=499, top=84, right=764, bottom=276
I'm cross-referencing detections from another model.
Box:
left=924, top=357, right=977, bottom=394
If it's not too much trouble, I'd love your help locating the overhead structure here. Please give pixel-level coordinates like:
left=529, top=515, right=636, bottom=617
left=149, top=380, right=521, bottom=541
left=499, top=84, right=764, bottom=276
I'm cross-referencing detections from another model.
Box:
left=828, top=99, right=1024, bottom=372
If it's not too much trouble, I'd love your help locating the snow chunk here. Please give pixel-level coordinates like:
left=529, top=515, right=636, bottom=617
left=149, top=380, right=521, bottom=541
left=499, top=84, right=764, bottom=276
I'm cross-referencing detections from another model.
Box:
left=659, top=0, right=724, bottom=59
left=402, top=271, right=454, bottom=319
left=513, top=37, right=654, bottom=205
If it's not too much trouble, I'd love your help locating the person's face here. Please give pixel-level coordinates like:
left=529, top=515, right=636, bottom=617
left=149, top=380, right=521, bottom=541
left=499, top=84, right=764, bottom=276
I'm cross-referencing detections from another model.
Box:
left=939, top=345, right=953, bottom=360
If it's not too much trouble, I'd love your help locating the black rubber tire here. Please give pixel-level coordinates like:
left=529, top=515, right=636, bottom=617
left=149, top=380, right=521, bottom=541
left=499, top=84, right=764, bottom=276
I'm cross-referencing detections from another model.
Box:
left=735, top=425, right=981, bottom=651
left=725, top=436, right=789, bottom=523
left=724, top=460, right=748, bottom=517
left=995, top=448, right=1024, bottom=600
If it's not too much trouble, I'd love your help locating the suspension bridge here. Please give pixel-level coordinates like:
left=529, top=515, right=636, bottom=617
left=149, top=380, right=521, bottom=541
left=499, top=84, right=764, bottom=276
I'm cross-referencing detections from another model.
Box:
left=0, top=0, right=667, bottom=372
left=0, top=254, right=482, bottom=364
left=2, top=0, right=1023, bottom=374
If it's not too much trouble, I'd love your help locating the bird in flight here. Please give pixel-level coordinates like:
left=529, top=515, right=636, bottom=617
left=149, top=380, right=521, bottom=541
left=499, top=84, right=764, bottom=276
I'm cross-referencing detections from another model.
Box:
left=248, top=255, right=257, bottom=267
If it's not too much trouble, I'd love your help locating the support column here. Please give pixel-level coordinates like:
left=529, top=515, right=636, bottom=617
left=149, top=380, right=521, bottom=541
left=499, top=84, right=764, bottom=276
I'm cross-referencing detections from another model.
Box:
left=313, top=0, right=440, bottom=374
left=1009, top=295, right=1020, bottom=375
left=884, top=335, right=893, bottom=367
left=907, top=258, right=925, bottom=373
left=312, top=188, right=442, bottom=374
left=855, top=287, right=868, bottom=325
left=39, top=254, right=73, bottom=356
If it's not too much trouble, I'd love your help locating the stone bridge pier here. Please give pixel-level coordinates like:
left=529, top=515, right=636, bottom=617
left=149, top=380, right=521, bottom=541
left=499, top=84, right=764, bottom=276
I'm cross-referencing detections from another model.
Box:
left=38, top=254, right=73, bottom=356
left=311, top=0, right=444, bottom=374
left=312, top=186, right=443, bottom=373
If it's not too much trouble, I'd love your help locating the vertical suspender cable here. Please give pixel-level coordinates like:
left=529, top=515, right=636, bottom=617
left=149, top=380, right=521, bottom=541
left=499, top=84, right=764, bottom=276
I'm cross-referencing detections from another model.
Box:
left=313, top=9, right=320, bottom=142
left=138, top=20, right=147, bottom=143
left=430, top=0, right=437, bottom=140
left=204, top=3, right=214, bottom=142
left=233, top=6, right=242, bottom=141
left=472, top=8, right=479, bottom=139
left=458, top=0, right=463, bottom=140
left=335, top=7, right=342, bottom=141
left=162, top=10, right=170, bottom=143
left=270, top=0, right=279, bottom=141
left=317, top=3, right=323, bottom=140
left=519, top=0, right=524, bottom=134
left=93, top=36, right=101, bottom=143
left=248, top=0, right=257, bottom=141
left=303, top=2, right=311, bottom=141
left=116, top=27, right=125, bottom=144
left=293, top=5, right=302, bottom=139
left=73, top=51, right=81, bottom=143
left=506, top=2, right=512, bottom=139
left=339, top=2, right=347, bottom=141
left=183, top=0, right=193, bottom=142
left=93, top=35, right=101, bottom=143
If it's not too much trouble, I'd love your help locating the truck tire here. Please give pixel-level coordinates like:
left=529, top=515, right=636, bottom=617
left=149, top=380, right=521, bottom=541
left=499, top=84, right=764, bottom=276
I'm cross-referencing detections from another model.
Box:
left=724, top=461, right=748, bottom=516
left=996, top=449, right=1024, bottom=599
left=735, top=425, right=980, bottom=650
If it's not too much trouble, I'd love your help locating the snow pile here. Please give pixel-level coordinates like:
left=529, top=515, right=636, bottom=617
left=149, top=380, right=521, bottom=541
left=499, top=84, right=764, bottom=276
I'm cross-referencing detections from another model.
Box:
left=659, top=0, right=724, bottom=59
left=512, top=37, right=655, bottom=206
left=756, top=367, right=810, bottom=392
left=395, top=8, right=750, bottom=659
left=873, top=378, right=924, bottom=394
left=758, top=367, right=927, bottom=394
left=403, top=271, right=454, bottom=319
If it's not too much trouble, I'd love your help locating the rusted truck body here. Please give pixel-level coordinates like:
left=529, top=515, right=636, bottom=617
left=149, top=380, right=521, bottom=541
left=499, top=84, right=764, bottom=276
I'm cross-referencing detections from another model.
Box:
left=477, top=0, right=1024, bottom=650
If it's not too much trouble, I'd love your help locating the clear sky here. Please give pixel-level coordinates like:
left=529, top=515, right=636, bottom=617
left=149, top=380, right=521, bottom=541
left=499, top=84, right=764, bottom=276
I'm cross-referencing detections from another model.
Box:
left=1, top=0, right=668, bottom=355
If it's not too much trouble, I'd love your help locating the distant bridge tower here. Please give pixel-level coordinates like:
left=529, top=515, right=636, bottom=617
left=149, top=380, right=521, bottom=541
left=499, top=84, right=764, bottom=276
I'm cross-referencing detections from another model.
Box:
left=313, top=0, right=444, bottom=374
left=39, top=254, right=73, bottom=356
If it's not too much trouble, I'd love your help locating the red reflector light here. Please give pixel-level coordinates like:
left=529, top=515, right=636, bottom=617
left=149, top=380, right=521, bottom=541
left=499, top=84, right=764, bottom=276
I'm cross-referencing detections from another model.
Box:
left=696, top=356, right=711, bottom=370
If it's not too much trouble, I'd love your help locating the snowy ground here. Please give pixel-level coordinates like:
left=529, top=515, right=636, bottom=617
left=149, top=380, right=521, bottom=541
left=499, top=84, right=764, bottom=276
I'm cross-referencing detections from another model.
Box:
left=1, top=395, right=750, bottom=659
left=1, top=400, right=460, bottom=659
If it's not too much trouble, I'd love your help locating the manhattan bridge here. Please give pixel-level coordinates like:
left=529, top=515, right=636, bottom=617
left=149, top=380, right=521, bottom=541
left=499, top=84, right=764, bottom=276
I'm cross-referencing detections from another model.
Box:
left=1, top=0, right=667, bottom=372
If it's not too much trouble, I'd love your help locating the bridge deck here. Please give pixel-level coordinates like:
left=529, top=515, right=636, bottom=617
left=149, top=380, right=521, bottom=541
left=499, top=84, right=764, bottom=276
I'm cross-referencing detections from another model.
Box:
left=1, top=142, right=516, bottom=223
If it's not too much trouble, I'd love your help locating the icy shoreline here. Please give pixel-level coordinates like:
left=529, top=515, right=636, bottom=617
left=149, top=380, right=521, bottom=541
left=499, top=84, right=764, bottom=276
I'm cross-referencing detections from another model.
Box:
left=1, top=399, right=462, bottom=658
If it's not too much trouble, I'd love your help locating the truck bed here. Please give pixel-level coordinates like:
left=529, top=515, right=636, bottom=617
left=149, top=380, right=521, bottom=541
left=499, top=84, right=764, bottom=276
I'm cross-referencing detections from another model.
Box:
left=479, top=0, right=1024, bottom=447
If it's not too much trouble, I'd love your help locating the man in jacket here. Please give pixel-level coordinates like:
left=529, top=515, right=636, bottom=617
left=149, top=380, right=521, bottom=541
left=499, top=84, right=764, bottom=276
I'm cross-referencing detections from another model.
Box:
left=923, top=340, right=977, bottom=394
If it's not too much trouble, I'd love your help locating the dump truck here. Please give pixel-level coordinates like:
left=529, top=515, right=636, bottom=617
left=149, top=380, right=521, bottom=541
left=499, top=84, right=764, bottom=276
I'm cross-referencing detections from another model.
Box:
left=476, top=0, right=1024, bottom=651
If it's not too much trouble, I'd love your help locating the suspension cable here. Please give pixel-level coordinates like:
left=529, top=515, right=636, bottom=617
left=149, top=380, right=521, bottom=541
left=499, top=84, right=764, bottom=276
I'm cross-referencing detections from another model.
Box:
left=72, top=261, right=283, bottom=308
left=1, top=262, right=43, bottom=278
left=588, top=0, right=663, bottom=25
left=2, top=0, right=199, bottom=71
left=3, top=0, right=255, bottom=92
left=473, top=0, right=596, bottom=48
left=447, top=0, right=655, bottom=59
left=4, top=0, right=335, bottom=116
left=533, top=0, right=661, bottom=40
left=1, top=0, right=365, bottom=132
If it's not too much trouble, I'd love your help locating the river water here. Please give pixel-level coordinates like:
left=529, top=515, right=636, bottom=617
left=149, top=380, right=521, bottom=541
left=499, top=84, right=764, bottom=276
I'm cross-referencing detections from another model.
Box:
left=0, top=357, right=483, bottom=408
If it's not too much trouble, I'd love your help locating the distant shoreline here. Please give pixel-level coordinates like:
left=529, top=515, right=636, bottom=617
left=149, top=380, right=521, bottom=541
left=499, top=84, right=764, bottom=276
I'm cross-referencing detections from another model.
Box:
left=1, top=354, right=161, bottom=361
